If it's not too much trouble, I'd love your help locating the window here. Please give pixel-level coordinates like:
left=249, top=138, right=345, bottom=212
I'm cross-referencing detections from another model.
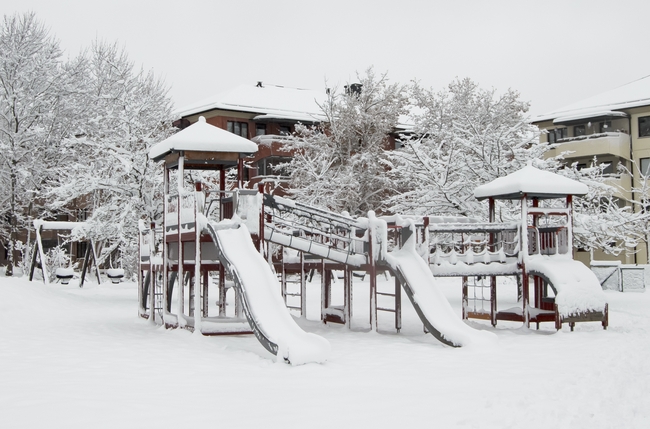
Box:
left=639, top=116, right=650, bottom=137
left=643, top=198, right=650, bottom=214
left=77, top=208, right=88, bottom=222
left=76, top=241, right=88, bottom=258
left=227, top=121, right=249, bottom=138
left=548, top=127, right=567, bottom=143
left=256, top=124, right=266, bottom=136
left=258, top=156, right=291, bottom=176
left=602, top=162, right=614, bottom=175
left=599, top=120, right=611, bottom=133
left=640, top=157, right=650, bottom=177
left=279, top=125, right=291, bottom=136
left=574, top=125, right=586, bottom=137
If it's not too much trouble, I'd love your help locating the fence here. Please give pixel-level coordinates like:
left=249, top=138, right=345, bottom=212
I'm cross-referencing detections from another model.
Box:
left=591, top=262, right=647, bottom=291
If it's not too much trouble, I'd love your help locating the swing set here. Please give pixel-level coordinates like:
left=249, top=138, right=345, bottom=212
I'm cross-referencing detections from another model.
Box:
left=28, top=219, right=124, bottom=287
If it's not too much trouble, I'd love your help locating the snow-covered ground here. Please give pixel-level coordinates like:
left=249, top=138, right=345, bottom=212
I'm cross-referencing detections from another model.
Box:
left=1, top=272, right=648, bottom=428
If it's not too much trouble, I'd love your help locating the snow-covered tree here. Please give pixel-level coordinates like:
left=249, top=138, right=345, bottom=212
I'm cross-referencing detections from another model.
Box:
left=0, top=12, right=83, bottom=275
left=47, top=41, right=173, bottom=275
left=599, top=160, right=650, bottom=262
left=283, top=69, right=406, bottom=216
left=552, top=160, right=638, bottom=257
left=386, top=78, right=544, bottom=219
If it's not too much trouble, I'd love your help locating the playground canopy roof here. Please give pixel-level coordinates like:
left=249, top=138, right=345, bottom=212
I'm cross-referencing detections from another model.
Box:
left=474, top=165, right=589, bottom=200
left=149, top=116, right=258, bottom=167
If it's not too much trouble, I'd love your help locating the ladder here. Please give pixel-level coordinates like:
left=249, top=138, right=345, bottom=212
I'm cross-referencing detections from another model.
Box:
left=375, top=275, right=401, bottom=333
left=280, top=250, right=307, bottom=316
left=462, top=275, right=496, bottom=325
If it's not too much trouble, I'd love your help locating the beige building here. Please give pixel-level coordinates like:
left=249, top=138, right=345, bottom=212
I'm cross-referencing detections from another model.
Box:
left=532, top=75, right=650, bottom=265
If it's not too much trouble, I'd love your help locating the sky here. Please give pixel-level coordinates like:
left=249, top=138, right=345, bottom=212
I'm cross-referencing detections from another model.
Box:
left=3, top=0, right=650, bottom=118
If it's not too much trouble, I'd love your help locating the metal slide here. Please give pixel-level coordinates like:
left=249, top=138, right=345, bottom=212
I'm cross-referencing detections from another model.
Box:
left=384, top=249, right=497, bottom=348
left=205, top=221, right=330, bottom=364
left=387, top=262, right=457, bottom=347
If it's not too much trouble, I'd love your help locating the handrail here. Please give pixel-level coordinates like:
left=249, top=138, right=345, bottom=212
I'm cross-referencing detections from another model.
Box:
left=263, top=193, right=368, bottom=261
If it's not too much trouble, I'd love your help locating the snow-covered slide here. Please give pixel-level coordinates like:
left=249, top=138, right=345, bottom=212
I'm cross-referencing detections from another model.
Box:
left=384, top=223, right=497, bottom=347
left=205, top=220, right=330, bottom=365
left=527, top=256, right=608, bottom=321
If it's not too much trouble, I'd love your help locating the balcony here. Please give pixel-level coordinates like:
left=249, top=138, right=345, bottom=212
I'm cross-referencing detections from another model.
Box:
left=545, top=132, right=631, bottom=160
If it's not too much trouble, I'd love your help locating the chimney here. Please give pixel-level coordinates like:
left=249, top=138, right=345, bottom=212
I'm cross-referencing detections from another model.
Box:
left=345, top=83, right=362, bottom=96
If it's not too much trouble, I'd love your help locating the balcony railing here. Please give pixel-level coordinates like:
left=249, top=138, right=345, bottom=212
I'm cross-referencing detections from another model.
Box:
left=548, top=132, right=631, bottom=160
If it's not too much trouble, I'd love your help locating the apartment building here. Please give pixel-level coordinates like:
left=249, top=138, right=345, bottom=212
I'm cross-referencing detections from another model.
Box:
left=532, top=75, right=650, bottom=265
left=174, top=82, right=329, bottom=186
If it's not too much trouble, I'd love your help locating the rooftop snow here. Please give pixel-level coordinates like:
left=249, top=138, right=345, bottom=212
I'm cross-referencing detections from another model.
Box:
left=474, top=165, right=588, bottom=200
left=552, top=110, right=628, bottom=125
left=174, top=83, right=328, bottom=122
left=534, top=74, right=650, bottom=123
left=149, top=116, right=258, bottom=161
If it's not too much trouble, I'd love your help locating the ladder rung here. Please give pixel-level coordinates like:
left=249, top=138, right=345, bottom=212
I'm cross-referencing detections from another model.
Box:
left=377, top=307, right=396, bottom=313
left=376, top=292, right=396, bottom=297
left=286, top=305, right=302, bottom=310
left=285, top=292, right=301, bottom=297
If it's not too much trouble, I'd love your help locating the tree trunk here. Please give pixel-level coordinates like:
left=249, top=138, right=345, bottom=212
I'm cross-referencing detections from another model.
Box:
left=5, top=169, right=16, bottom=276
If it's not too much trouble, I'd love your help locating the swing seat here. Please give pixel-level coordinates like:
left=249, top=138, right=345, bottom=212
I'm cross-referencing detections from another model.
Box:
left=55, top=267, right=75, bottom=285
left=106, top=268, right=125, bottom=284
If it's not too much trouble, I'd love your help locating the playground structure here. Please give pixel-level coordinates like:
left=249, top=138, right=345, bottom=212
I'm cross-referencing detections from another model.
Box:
left=442, top=165, right=608, bottom=331
left=139, top=117, right=607, bottom=363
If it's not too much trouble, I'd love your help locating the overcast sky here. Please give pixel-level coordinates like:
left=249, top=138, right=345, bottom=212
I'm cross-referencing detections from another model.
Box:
left=4, top=0, right=650, bottom=117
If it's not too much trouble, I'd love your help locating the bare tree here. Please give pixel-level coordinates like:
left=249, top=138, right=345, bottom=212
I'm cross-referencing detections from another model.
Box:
left=0, top=12, right=82, bottom=275
left=387, top=78, right=543, bottom=218
left=47, top=40, right=173, bottom=275
left=283, top=68, right=406, bottom=216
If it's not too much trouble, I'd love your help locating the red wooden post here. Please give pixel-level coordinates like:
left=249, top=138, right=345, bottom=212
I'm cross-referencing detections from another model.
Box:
left=320, top=260, right=330, bottom=323
left=258, top=182, right=265, bottom=253
left=218, top=169, right=227, bottom=317
left=219, top=167, right=226, bottom=221
left=368, top=228, right=377, bottom=331
left=237, top=157, right=244, bottom=188
left=488, top=197, right=497, bottom=326
left=462, top=276, right=468, bottom=319
left=344, top=266, right=352, bottom=329
left=490, top=275, right=497, bottom=327
left=202, top=270, right=209, bottom=318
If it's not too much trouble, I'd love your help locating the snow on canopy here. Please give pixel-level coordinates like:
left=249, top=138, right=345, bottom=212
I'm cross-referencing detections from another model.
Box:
left=474, top=164, right=588, bottom=200
left=535, top=74, right=650, bottom=122
left=174, top=83, right=327, bottom=122
left=149, top=116, right=258, bottom=161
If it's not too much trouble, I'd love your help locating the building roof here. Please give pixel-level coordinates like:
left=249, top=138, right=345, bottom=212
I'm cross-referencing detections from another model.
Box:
left=149, top=116, right=258, bottom=162
left=174, top=83, right=328, bottom=123
left=474, top=164, right=589, bottom=200
left=534, top=74, right=650, bottom=123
